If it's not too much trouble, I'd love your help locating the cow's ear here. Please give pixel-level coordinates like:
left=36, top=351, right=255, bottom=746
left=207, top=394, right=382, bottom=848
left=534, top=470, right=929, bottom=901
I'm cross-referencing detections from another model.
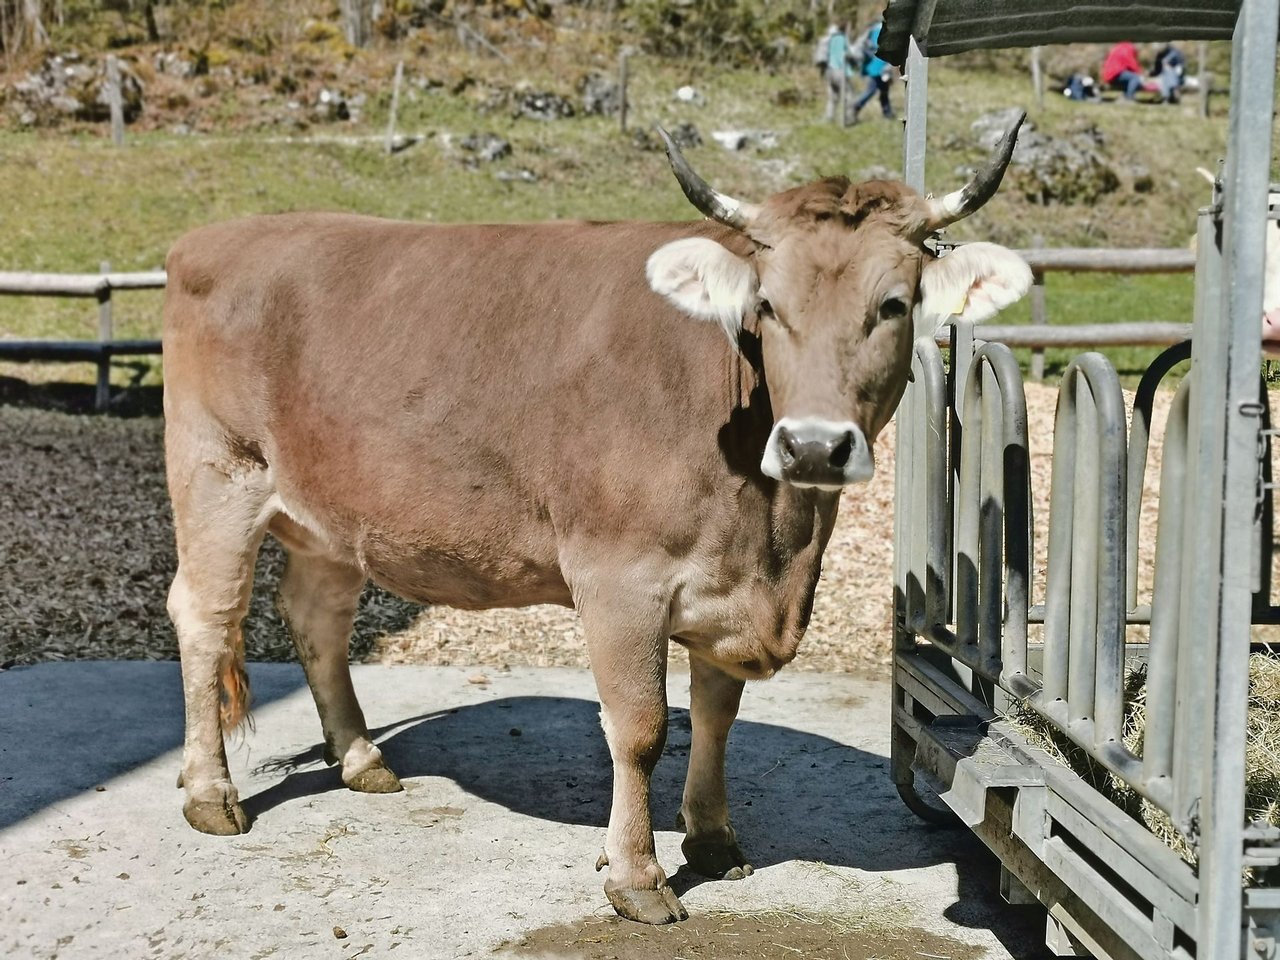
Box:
left=647, top=237, right=756, bottom=346
left=918, top=242, right=1033, bottom=330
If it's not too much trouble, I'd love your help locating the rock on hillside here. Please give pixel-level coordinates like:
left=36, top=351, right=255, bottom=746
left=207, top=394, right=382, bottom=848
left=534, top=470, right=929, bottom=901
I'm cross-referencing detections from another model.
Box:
left=8, top=52, right=144, bottom=128
left=971, top=107, right=1121, bottom=206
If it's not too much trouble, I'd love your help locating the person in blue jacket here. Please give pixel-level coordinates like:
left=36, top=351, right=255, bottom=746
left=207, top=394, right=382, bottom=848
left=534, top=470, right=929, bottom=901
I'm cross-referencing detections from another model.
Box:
left=852, top=18, right=895, bottom=122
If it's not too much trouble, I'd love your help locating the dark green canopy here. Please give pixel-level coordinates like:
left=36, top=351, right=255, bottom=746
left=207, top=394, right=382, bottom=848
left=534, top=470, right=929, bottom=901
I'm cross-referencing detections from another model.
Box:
left=876, top=0, right=1241, bottom=65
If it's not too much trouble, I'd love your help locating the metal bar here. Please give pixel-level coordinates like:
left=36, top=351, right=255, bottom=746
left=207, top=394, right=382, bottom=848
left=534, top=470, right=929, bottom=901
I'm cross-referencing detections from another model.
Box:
left=1144, top=378, right=1191, bottom=793
left=992, top=349, right=1032, bottom=685
left=1198, top=1, right=1278, bottom=950
left=922, top=341, right=950, bottom=629
left=1174, top=200, right=1222, bottom=828
left=1125, top=341, right=1193, bottom=610
left=1067, top=367, right=1099, bottom=728
left=902, top=337, right=950, bottom=634
left=978, top=362, right=1004, bottom=666
left=957, top=323, right=1192, bottom=348
left=1035, top=790, right=1199, bottom=944
left=1043, top=363, right=1074, bottom=704
left=1090, top=356, right=1128, bottom=749
left=902, top=36, right=928, bottom=191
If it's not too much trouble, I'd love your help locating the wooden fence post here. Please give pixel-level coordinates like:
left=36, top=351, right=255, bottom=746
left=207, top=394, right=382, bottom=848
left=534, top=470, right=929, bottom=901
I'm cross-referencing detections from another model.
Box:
left=1197, top=41, right=1210, bottom=118
left=618, top=51, right=630, bottom=134
left=106, top=55, right=125, bottom=147
left=96, top=262, right=113, bottom=412
left=385, top=59, right=404, bottom=154
left=1029, top=234, right=1047, bottom=381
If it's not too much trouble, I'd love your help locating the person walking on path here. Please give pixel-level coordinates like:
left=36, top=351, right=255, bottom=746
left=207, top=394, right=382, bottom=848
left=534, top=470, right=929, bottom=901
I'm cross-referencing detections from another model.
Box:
left=851, top=19, right=895, bottom=122
left=817, top=22, right=855, bottom=124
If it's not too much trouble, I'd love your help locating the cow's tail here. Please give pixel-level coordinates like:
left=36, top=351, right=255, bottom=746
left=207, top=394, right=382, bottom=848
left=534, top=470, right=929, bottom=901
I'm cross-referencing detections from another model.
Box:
left=218, top=626, right=253, bottom=732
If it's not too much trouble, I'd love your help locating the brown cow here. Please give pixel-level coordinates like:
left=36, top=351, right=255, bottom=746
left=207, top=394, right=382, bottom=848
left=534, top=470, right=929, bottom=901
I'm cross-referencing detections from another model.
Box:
left=162, top=114, right=1031, bottom=924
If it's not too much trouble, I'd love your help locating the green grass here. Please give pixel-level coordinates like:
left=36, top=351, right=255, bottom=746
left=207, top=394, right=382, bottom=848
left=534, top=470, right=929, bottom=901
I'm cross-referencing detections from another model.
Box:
left=0, top=51, right=1259, bottom=387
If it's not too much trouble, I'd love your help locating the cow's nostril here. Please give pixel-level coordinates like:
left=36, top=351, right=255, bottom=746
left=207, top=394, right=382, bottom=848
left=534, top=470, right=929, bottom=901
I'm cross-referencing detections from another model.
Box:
left=828, top=431, right=855, bottom=469
left=778, top=428, right=798, bottom=467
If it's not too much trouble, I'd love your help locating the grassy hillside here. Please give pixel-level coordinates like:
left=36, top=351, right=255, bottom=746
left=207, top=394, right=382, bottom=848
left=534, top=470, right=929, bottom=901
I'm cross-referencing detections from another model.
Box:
left=0, top=4, right=1258, bottom=384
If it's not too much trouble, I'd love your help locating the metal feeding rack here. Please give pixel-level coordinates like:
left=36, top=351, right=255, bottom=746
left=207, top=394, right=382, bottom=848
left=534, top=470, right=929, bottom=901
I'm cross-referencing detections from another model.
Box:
left=879, top=1, right=1280, bottom=957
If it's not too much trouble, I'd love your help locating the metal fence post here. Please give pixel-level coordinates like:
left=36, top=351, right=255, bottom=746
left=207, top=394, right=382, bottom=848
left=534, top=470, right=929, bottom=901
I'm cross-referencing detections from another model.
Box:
left=1188, top=0, right=1279, bottom=953
left=95, top=261, right=112, bottom=412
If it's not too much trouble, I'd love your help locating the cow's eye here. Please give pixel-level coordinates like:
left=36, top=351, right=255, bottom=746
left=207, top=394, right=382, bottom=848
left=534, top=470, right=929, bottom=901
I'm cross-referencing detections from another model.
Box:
left=880, top=297, right=909, bottom=319
left=758, top=298, right=775, bottom=318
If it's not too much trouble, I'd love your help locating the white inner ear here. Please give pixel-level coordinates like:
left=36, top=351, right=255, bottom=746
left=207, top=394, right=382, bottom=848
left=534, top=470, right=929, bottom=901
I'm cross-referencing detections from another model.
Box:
left=918, top=241, right=1034, bottom=329
left=646, top=237, right=756, bottom=346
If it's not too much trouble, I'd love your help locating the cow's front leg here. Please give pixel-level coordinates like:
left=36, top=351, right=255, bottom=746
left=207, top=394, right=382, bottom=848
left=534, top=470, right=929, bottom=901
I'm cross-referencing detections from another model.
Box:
left=583, top=597, right=686, bottom=924
left=679, top=655, right=753, bottom=880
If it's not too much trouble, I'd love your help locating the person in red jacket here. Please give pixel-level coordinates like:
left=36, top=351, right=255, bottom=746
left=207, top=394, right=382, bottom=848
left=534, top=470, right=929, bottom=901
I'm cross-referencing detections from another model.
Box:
left=1101, top=41, right=1159, bottom=101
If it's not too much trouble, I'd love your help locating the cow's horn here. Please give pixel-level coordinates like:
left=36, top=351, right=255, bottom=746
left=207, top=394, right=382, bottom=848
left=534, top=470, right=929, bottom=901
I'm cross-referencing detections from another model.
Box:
left=656, top=124, right=758, bottom=232
left=927, top=110, right=1026, bottom=229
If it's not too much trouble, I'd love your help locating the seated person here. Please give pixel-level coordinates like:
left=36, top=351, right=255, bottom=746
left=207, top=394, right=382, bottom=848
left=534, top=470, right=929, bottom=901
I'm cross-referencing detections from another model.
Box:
left=1151, top=42, right=1186, bottom=103
left=1101, top=41, right=1160, bottom=101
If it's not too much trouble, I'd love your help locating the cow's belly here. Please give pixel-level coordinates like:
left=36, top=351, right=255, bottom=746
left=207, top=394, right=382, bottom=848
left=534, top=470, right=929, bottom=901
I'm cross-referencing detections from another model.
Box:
left=358, top=537, right=572, bottom=610
left=265, top=487, right=571, bottom=611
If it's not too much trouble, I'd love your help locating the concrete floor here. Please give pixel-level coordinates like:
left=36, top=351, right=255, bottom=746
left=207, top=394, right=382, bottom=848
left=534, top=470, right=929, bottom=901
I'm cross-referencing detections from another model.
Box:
left=0, top=662, right=1053, bottom=960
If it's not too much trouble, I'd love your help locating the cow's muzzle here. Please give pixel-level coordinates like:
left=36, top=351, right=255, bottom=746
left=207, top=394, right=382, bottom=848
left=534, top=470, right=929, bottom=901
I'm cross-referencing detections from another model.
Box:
left=761, top=418, right=874, bottom=488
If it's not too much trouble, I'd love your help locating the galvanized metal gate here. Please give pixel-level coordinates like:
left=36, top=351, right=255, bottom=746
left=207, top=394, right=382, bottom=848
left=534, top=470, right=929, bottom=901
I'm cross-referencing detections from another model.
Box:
left=882, top=1, right=1280, bottom=956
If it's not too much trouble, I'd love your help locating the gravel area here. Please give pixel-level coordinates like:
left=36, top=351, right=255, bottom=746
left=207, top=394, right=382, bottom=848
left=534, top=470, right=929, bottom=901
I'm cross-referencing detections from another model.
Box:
left=2, top=379, right=1269, bottom=674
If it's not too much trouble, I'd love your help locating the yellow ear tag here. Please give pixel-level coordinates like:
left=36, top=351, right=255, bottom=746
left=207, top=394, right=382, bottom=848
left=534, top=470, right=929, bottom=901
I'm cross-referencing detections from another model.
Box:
left=948, top=290, right=969, bottom=317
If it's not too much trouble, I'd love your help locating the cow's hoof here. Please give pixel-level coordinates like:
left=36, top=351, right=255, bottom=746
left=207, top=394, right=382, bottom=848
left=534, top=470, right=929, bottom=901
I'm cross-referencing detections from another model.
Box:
left=605, top=884, right=688, bottom=924
left=346, top=763, right=402, bottom=794
left=682, top=834, right=754, bottom=881
left=183, top=797, right=249, bottom=835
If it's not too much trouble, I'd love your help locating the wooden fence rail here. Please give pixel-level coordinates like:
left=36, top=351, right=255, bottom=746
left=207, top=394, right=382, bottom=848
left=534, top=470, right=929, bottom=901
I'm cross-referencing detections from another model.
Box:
left=0, top=247, right=1202, bottom=411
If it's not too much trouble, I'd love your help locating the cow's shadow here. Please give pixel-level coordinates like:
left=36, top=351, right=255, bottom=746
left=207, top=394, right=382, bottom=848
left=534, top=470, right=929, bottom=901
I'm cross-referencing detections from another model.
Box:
left=241, top=694, right=1051, bottom=958
left=245, top=695, right=939, bottom=874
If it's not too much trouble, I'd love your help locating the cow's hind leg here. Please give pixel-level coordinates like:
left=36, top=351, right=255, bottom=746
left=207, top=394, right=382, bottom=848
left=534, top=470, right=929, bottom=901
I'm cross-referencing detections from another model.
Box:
left=581, top=589, right=686, bottom=925
left=679, top=656, right=753, bottom=880
left=167, top=457, right=272, bottom=836
left=275, top=549, right=401, bottom=793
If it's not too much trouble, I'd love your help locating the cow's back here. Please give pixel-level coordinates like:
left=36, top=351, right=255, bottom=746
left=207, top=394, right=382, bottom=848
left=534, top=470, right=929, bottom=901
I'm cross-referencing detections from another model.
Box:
left=162, top=212, right=767, bottom=608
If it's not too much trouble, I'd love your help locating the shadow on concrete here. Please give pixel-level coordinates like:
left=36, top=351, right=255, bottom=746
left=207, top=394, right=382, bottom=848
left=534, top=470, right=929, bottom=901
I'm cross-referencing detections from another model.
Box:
left=0, top=667, right=1051, bottom=958
left=245, top=694, right=1053, bottom=959
left=0, top=661, right=307, bottom=832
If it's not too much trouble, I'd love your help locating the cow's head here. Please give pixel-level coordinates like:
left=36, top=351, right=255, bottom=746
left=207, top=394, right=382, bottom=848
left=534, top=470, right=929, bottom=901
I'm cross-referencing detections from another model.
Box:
left=647, top=114, right=1032, bottom=489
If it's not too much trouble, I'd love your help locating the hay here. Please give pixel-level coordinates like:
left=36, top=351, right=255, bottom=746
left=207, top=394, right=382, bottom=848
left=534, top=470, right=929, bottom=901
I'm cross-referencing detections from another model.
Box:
left=1006, top=650, right=1280, bottom=884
